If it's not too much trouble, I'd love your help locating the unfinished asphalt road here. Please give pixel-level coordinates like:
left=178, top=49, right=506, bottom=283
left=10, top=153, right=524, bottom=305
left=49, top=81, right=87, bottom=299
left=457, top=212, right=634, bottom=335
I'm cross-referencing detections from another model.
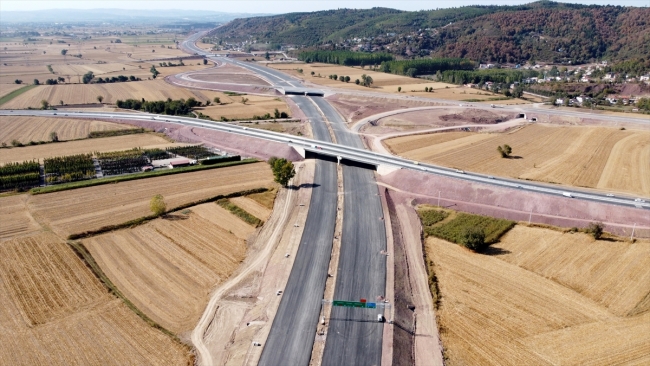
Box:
left=257, top=96, right=339, bottom=366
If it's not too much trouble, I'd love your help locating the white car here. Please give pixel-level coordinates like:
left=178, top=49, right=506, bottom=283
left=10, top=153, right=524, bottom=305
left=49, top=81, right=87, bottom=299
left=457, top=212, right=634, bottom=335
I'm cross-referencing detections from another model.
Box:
left=634, top=198, right=646, bottom=203
left=606, top=194, right=614, bottom=197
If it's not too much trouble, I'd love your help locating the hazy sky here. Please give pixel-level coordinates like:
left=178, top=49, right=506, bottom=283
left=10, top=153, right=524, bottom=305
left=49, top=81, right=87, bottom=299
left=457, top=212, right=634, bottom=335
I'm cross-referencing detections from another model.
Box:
left=1, top=0, right=648, bottom=13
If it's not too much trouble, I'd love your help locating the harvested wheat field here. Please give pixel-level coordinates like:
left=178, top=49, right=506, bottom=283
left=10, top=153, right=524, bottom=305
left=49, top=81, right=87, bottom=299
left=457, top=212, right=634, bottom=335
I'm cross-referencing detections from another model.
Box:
left=0, top=195, right=41, bottom=241
left=230, top=196, right=273, bottom=221
left=28, top=162, right=273, bottom=238
left=0, top=79, right=225, bottom=109
left=494, top=226, right=650, bottom=317
left=385, top=124, right=650, bottom=196
left=0, top=116, right=134, bottom=144
left=426, top=229, right=650, bottom=365
left=0, top=133, right=181, bottom=165
left=84, top=202, right=257, bottom=334
left=199, top=97, right=290, bottom=120
left=0, top=232, right=190, bottom=365
left=0, top=83, right=26, bottom=98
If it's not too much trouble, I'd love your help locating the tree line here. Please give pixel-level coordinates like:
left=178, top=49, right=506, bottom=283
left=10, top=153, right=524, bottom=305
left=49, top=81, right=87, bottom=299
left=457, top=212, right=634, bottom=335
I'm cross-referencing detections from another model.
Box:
left=299, top=50, right=393, bottom=66
left=380, top=58, right=475, bottom=77
left=116, top=97, right=202, bottom=116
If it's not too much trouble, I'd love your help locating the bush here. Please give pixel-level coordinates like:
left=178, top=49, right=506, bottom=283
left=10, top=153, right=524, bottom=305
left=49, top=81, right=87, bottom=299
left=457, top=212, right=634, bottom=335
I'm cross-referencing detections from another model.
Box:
left=150, top=194, right=167, bottom=216
left=459, top=227, right=487, bottom=252
left=586, top=222, right=604, bottom=240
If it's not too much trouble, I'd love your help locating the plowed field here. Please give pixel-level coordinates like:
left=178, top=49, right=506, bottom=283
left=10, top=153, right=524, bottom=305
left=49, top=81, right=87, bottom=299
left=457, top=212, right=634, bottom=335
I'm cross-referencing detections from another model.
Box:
left=28, top=162, right=273, bottom=237
left=426, top=226, right=650, bottom=365
left=0, top=232, right=189, bottom=365
left=84, top=202, right=256, bottom=333
left=385, top=124, right=650, bottom=196
left=0, top=133, right=181, bottom=165
left=0, top=195, right=41, bottom=241
left=0, top=116, right=134, bottom=144
left=0, top=232, right=106, bottom=325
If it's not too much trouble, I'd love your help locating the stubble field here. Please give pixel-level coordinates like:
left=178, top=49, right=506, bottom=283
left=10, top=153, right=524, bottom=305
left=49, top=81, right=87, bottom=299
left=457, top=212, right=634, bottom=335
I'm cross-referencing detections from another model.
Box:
left=0, top=132, right=182, bottom=165
left=427, top=225, right=650, bottom=365
left=0, top=194, right=41, bottom=241
left=268, top=62, right=524, bottom=102
left=0, top=232, right=190, bottom=365
left=27, top=162, right=274, bottom=238
left=0, top=79, right=224, bottom=109
left=385, top=124, right=650, bottom=196
left=0, top=116, right=135, bottom=144
left=83, top=202, right=258, bottom=334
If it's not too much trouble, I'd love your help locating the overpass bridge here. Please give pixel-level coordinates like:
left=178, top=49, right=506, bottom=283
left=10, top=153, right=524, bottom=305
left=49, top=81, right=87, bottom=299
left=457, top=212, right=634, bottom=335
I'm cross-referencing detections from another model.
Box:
left=1, top=109, right=648, bottom=210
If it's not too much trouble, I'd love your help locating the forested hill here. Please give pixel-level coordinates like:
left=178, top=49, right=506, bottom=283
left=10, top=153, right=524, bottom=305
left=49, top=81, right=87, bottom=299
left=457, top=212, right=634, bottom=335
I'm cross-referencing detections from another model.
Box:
left=211, top=1, right=650, bottom=63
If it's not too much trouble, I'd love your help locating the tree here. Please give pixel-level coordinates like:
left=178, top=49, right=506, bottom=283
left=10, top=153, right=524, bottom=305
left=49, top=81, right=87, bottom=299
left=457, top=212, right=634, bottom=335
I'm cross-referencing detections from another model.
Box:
left=460, top=227, right=486, bottom=252
left=33, top=79, right=40, bottom=85
left=82, top=71, right=94, bottom=84
left=213, top=97, right=221, bottom=104
left=497, top=144, right=512, bottom=158
left=268, top=157, right=295, bottom=187
left=241, top=97, right=248, bottom=104
left=61, top=49, right=67, bottom=60
left=586, top=222, right=604, bottom=240
left=203, top=59, right=208, bottom=65
left=344, top=76, right=350, bottom=83
left=14, top=79, right=22, bottom=84
left=96, top=95, right=104, bottom=103
left=311, top=71, right=315, bottom=76
left=150, top=65, right=159, bottom=79
left=274, top=108, right=281, bottom=119
left=150, top=194, right=167, bottom=216
left=265, top=51, right=270, bottom=60
left=40, top=100, right=49, bottom=110
left=49, top=131, right=59, bottom=142
left=355, top=79, right=360, bottom=85
left=398, top=86, right=402, bottom=92
left=59, top=100, right=64, bottom=106
left=339, top=75, right=345, bottom=82
left=361, top=74, right=374, bottom=87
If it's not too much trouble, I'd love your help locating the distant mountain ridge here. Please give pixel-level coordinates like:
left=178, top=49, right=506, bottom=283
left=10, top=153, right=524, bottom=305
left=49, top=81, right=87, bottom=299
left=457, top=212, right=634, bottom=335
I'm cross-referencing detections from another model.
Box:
left=212, top=1, right=650, bottom=63
left=0, top=9, right=272, bottom=24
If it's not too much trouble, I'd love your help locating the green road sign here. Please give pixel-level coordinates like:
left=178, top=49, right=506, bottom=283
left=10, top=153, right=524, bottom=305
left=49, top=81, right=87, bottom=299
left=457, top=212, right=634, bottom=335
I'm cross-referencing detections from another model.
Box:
left=332, top=300, right=377, bottom=308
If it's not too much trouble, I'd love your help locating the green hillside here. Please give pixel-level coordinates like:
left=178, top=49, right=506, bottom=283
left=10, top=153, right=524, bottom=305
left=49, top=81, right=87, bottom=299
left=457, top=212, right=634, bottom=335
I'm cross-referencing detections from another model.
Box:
left=210, top=1, right=650, bottom=63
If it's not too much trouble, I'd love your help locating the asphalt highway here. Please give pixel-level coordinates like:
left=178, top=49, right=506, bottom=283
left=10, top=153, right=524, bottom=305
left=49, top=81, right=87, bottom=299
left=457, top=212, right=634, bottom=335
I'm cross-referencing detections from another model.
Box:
left=258, top=95, right=339, bottom=366
left=311, top=98, right=387, bottom=366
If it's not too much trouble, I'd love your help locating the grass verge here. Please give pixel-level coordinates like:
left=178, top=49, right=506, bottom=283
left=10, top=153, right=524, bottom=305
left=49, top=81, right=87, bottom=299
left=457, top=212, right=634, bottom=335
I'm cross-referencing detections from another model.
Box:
left=217, top=198, right=263, bottom=227
left=31, top=159, right=257, bottom=195
left=0, top=84, right=38, bottom=106
left=88, top=128, right=149, bottom=138
left=67, top=187, right=268, bottom=240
